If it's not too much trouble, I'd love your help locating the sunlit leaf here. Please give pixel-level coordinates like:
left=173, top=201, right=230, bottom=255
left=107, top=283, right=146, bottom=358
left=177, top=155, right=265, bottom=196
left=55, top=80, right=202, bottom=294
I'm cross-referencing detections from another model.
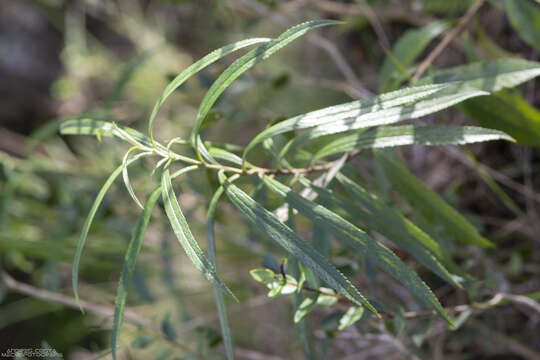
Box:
left=243, top=84, right=451, bottom=163
left=338, top=306, right=364, bottom=331
left=250, top=269, right=276, bottom=284
left=277, top=86, right=487, bottom=159
left=313, top=125, right=513, bottom=159
left=316, top=288, right=338, bottom=307
left=415, top=58, right=540, bottom=92
left=147, top=37, right=271, bottom=144
left=294, top=297, right=316, bottom=323
left=122, top=147, right=145, bottom=209
left=61, top=119, right=162, bottom=151
left=191, top=20, right=340, bottom=162
left=161, top=167, right=234, bottom=298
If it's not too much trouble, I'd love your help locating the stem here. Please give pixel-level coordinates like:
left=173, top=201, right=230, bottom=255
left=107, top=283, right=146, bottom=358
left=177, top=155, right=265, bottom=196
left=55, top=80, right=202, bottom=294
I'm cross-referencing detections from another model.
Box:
left=411, top=0, right=485, bottom=82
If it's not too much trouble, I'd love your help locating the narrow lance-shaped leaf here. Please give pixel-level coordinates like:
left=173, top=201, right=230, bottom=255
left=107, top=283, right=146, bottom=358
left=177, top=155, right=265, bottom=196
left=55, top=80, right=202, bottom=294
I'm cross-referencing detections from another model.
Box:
left=147, top=37, right=271, bottom=145
left=208, top=147, right=244, bottom=167
left=261, top=175, right=452, bottom=323
left=412, top=59, right=540, bottom=149
left=207, top=184, right=236, bottom=360
left=277, top=86, right=488, bottom=160
left=335, top=172, right=443, bottom=259
left=459, top=91, right=540, bottom=147
left=375, top=150, right=493, bottom=248
left=218, top=172, right=378, bottom=316
left=112, top=187, right=161, bottom=360
left=338, top=306, right=364, bottom=331
left=72, top=152, right=151, bottom=310
left=161, top=167, right=235, bottom=298
left=314, top=173, right=463, bottom=287
left=505, top=0, right=540, bottom=53
left=61, top=119, right=166, bottom=152
left=415, top=58, right=540, bottom=92
left=190, top=20, right=340, bottom=162
left=415, top=59, right=540, bottom=146
left=313, top=125, right=514, bottom=160
left=122, top=147, right=145, bottom=209
left=243, top=84, right=450, bottom=164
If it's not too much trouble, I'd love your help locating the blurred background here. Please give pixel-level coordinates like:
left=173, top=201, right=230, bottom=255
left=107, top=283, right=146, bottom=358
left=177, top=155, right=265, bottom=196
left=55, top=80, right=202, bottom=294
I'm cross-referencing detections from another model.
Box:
left=0, top=0, right=539, bottom=359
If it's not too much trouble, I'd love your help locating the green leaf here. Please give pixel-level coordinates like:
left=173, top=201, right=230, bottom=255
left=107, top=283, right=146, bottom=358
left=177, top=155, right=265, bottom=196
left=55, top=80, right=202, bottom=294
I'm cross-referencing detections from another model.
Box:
left=122, top=147, right=145, bottom=209
left=335, top=173, right=443, bottom=260
left=375, top=150, right=493, bottom=248
left=72, top=151, right=151, bottom=310
left=316, top=288, right=338, bottom=307
left=415, top=58, right=540, bottom=92
left=190, top=20, right=340, bottom=162
left=60, top=119, right=165, bottom=152
left=161, top=167, right=234, bottom=298
left=460, top=91, right=540, bottom=146
left=251, top=269, right=298, bottom=298
left=261, top=175, right=452, bottom=323
left=207, top=186, right=234, bottom=360
left=290, top=259, right=314, bottom=359
left=505, top=0, right=540, bottom=53
left=277, top=86, right=487, bottom=159
left=267, top=275, right=298, bottom=297
left=338, top=306, right=364, bottom=331
left=147, top=37, right=271, bottom=145
left=243, top=84, right=451, bottom=163
left=112, top=187, right=161, bottom=360
left=218, top=173, right=378, bottom=316
left=380, top=21, right=449, bottom=92
left=294, top=297, right=316, bottom=323
left=250, top=269, right=276, bottom=284
left=330, top=173, right=463, bottom=287
left=313, top=125, right=514, bottom=159
left=208, top=147, right=243, bottom=167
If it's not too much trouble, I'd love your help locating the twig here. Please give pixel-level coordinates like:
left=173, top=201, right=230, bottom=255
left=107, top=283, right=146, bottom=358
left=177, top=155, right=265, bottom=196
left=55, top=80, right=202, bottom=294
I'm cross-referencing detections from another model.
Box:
left=247, top=149, right=361, bottom=176
left=235, top=348, right=284, bottom=360
left=1, top=271, right=152, bottom=328
left=444, top=147, right=540, bottom=205
left=309, top=0, right=432, bottom=26
left=411, top=0, right=485, bottom=82
left=355, top=0, right=391, bottom=51
left=307, top=34, right=373, bottom=99
left=401, top=292, right=540, bottom=319
left=292, top=74, right=369, bottom=99
left=472, top=320, right=540, bottom=360
left=1, top=271, right=284, bottom=358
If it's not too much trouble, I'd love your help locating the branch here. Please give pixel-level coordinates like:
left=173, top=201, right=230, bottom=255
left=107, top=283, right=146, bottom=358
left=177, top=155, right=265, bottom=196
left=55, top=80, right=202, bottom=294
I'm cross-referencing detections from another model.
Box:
left=1, top=271, right=284, bottom=359
left=412, top=0, right=485, bottom=82
left=258, top=269, right=540, bottom=320
left=1, top=271, right=152, bottom=328
left=309, top=0, right=432, bottom=26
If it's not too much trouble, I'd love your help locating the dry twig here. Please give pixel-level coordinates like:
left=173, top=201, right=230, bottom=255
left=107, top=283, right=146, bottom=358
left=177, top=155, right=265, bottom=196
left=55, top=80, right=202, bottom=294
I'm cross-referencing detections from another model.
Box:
left=412, top=0, right=485, bottom=82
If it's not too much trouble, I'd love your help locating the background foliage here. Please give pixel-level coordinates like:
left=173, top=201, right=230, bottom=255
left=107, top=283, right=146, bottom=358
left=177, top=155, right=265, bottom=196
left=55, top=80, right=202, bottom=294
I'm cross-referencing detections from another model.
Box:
left=1, top=1, right=540, bottom=359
